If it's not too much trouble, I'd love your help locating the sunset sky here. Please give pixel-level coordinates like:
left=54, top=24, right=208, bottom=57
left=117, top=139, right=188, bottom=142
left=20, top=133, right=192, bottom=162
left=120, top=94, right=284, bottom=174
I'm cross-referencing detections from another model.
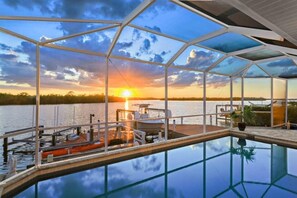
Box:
left=0, top=0, right=296, bottom=99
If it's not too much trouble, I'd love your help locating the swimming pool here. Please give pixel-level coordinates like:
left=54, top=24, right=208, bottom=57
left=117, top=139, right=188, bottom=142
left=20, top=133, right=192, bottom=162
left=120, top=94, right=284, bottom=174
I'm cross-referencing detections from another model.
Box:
left=11, top=136, right=297, bottom=197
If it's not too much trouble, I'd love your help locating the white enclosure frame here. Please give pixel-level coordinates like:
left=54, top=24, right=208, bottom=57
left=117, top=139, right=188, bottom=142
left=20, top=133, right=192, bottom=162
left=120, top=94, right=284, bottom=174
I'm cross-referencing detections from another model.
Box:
left=0, top=0, right=295, bottom=166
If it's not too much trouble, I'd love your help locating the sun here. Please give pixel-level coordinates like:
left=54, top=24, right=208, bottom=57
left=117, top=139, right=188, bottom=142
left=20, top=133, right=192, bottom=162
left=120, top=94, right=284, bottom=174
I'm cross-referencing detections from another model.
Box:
left=122, top=89, right=132, bottom=98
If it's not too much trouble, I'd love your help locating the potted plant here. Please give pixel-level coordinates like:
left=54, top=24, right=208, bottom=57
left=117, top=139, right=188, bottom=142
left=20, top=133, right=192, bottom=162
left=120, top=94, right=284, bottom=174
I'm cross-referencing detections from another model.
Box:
left=231, top=106, right=255, bottom=131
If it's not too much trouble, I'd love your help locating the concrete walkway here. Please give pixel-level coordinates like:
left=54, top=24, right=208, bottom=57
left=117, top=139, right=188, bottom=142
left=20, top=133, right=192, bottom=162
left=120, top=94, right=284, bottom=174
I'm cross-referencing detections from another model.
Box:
left=231, top=126, right=297, bottom=148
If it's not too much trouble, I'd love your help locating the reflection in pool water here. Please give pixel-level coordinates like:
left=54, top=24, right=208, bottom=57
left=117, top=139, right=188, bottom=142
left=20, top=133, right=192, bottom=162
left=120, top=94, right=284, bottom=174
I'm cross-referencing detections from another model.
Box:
left=14, top=136, right=297, bottom=198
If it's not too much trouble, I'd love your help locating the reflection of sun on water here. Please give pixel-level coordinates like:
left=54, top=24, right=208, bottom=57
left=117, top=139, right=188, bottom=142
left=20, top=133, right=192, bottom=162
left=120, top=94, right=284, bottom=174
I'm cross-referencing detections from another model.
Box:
left=121, top=89, right=132, bottom=110
left=125, top=100, right=129, bottom=110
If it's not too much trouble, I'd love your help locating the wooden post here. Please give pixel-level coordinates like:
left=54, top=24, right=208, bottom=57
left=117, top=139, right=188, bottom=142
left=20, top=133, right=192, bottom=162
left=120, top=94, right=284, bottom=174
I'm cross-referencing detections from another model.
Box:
left=116, top=110, right=120, bottom=132
left=90, top=114, right=94, bottom=142
left=3, top=138, right=8, bottom=163
left=51, top=135, right=56, bottom=146
left=76, top=127, right=81, bottom=135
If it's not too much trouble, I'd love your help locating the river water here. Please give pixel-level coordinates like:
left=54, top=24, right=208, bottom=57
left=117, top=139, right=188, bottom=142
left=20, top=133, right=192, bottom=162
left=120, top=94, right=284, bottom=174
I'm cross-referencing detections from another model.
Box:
left=0, top=100, right=269, bottom=173
left=0, top=100, right=248, bottom=133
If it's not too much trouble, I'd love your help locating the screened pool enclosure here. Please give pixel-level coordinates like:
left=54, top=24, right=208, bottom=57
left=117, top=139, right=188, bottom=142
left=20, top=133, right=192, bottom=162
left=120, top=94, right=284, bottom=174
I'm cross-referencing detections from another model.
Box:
left=1, top=0, right=297, bottom=167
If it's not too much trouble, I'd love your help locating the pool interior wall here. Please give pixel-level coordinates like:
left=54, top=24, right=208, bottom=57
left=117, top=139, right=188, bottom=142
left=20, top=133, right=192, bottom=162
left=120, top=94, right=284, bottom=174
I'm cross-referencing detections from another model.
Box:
left=1, top=130, right=229, bottom=197
left=3, top=131, right=296, bottom=197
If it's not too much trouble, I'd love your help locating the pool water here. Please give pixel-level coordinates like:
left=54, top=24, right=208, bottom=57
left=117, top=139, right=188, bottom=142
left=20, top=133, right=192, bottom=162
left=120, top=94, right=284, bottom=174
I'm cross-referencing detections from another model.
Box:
left=13, top=136, right=297, bottom=197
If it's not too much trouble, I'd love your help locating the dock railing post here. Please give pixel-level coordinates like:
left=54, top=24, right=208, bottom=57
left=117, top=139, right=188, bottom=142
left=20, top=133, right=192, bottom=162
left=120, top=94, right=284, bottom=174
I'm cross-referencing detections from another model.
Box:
left=3, top=137, right=8, bottom=163
left=210, top=115, right=212, bottom=126
left=90, top=114, right=94, bottom=142
left=97, top=120, right=100, bottom=141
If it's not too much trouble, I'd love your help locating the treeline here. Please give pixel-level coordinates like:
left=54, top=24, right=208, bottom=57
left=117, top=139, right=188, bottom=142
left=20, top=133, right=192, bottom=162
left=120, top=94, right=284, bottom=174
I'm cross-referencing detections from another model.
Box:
left=0, top=92, right=125, bottom=105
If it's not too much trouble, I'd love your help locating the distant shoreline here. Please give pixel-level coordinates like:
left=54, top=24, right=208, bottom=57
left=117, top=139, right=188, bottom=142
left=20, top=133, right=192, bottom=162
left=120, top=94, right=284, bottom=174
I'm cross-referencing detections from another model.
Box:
left=0, top=92, right=272, bottom=105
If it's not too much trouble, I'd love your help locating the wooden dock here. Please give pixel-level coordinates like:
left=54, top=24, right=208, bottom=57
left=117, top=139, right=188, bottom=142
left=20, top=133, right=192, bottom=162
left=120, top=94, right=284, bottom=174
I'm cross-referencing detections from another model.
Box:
left=168, top=124, right=226, bottom=138
left=57, top=124, right=226, bottom=148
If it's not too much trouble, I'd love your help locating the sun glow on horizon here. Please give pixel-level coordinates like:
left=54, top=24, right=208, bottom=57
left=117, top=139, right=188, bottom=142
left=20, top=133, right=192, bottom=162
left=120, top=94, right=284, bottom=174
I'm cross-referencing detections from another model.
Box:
left=122, top=89, right=132, bottom=98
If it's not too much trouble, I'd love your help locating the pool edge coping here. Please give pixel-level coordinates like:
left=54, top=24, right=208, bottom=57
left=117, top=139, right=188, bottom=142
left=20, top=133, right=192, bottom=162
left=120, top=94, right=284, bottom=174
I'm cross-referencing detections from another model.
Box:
left=0, top=129, right=229, bottom=197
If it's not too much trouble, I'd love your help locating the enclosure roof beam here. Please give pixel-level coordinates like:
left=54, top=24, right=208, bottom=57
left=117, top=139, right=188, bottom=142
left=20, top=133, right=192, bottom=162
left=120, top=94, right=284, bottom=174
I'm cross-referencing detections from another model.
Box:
left=166, top=28, right=227, bottom=67
left=255, top=55, right=288, bottom=64
left=205, top=55, right=229, bottom=72
left=231, top=62, right=253, bottom=77
left=128, top=24, right=187, bottom=43
left=40, top=24, right=119, bottom=45
left=170, top=65, right=203, bottom=73
left=228, top=25, right=284, bottom=41
left=0, top=27, right=38, bottom=44
left=254, top=63, right=273, bottom=77
left=171, top=0, right=228, bottom=28
left=228, top=45, right=266, bottom=56
left=106, top=0, right=155, bottom=58
left=266, top=44, right=297, bottom=56
left=44, top=44, right=106, bottom=57
left=110, top=55, right=166, bottom=67
left=0, top=16, right=121, bottom=24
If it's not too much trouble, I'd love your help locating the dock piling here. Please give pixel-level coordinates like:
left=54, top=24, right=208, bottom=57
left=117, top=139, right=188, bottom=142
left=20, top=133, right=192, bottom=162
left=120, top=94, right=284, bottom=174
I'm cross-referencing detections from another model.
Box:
left=3, top=137, right=8, bottom=163
left=90, top=114, right=95, bottom=142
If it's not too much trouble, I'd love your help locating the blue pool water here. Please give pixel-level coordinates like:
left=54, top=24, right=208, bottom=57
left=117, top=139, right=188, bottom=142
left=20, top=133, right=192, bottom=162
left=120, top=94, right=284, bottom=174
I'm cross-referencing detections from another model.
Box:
left=13, top=136, right=297, bottom=197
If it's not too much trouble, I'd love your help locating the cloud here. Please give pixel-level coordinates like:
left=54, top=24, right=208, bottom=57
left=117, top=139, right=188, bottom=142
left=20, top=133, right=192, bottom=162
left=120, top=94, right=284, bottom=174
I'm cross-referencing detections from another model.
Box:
left=144, top=25, right=162, bottom=33
left=0, top=43, right=13, bottom=51
left=132, top=29, right=142, bottom=41
left=145, top=0, right=177, bottom=18
left=0, top=55, right=36, bottom=86
left=140, top=39, right=151, bottom=53
left=108, top=59, right=165, bottom=88
left=278, top=66, right=297, bottom=78
left=150, top=54, right=164, bottom=63
left=150, top=34, right=158, bottom=43
left=184, top=49, right=221, bottom=70
left=168, top=71, right=198, bottom=87
left=266, top=58, right=295, bottom=67
left=0, top=54, right=18, bottom=60
left=205, top=74, right=229, bottom=88
left=4, top=0, right=142, bottom=20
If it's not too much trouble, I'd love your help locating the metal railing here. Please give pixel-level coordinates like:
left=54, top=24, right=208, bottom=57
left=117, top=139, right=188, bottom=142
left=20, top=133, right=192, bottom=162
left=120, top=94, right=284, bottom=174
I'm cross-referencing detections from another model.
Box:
left=0, top=112, right=231, bottom=181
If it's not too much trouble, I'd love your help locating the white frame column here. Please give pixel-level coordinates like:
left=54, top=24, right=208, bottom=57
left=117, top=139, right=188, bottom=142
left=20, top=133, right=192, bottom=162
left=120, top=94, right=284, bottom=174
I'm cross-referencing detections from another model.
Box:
left=203, top=72, right=207, bottom=133
left=285, top=79, right=288, bottom=124
left=104, top=58, right=109, bottom=152
left=241, top=77, right=244, bottom=112
left=271, top=78, right=274, bottom=127
left=165, top=67, right=169, bottom=140
left=35, top=44, right=41, bottom=166
left=230, top=76, right=233, bottom=128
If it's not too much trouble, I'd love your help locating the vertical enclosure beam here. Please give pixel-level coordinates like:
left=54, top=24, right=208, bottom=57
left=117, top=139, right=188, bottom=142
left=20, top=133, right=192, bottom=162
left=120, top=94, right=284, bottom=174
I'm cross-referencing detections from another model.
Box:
left=35, top=45, right=41, bottom=166
left=271, top=78, right=274, bottom=127
left=230, top=77, right=233, bottom=128
left=203, top=72, right=207, bottom=133
left=164, top=67, right=169, bottom=140
left=104, top=58, right=109, bottom=152
left=241, top=77, right=244, bottom=112
left=285, top=79, right=288, bottom=124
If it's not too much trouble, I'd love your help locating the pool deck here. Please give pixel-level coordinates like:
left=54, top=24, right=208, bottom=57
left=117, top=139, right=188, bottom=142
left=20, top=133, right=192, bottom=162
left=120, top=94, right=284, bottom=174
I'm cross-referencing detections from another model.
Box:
left=168, top=124, right=226, bottom=137
left=231, top=126, right=297, bottom=149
